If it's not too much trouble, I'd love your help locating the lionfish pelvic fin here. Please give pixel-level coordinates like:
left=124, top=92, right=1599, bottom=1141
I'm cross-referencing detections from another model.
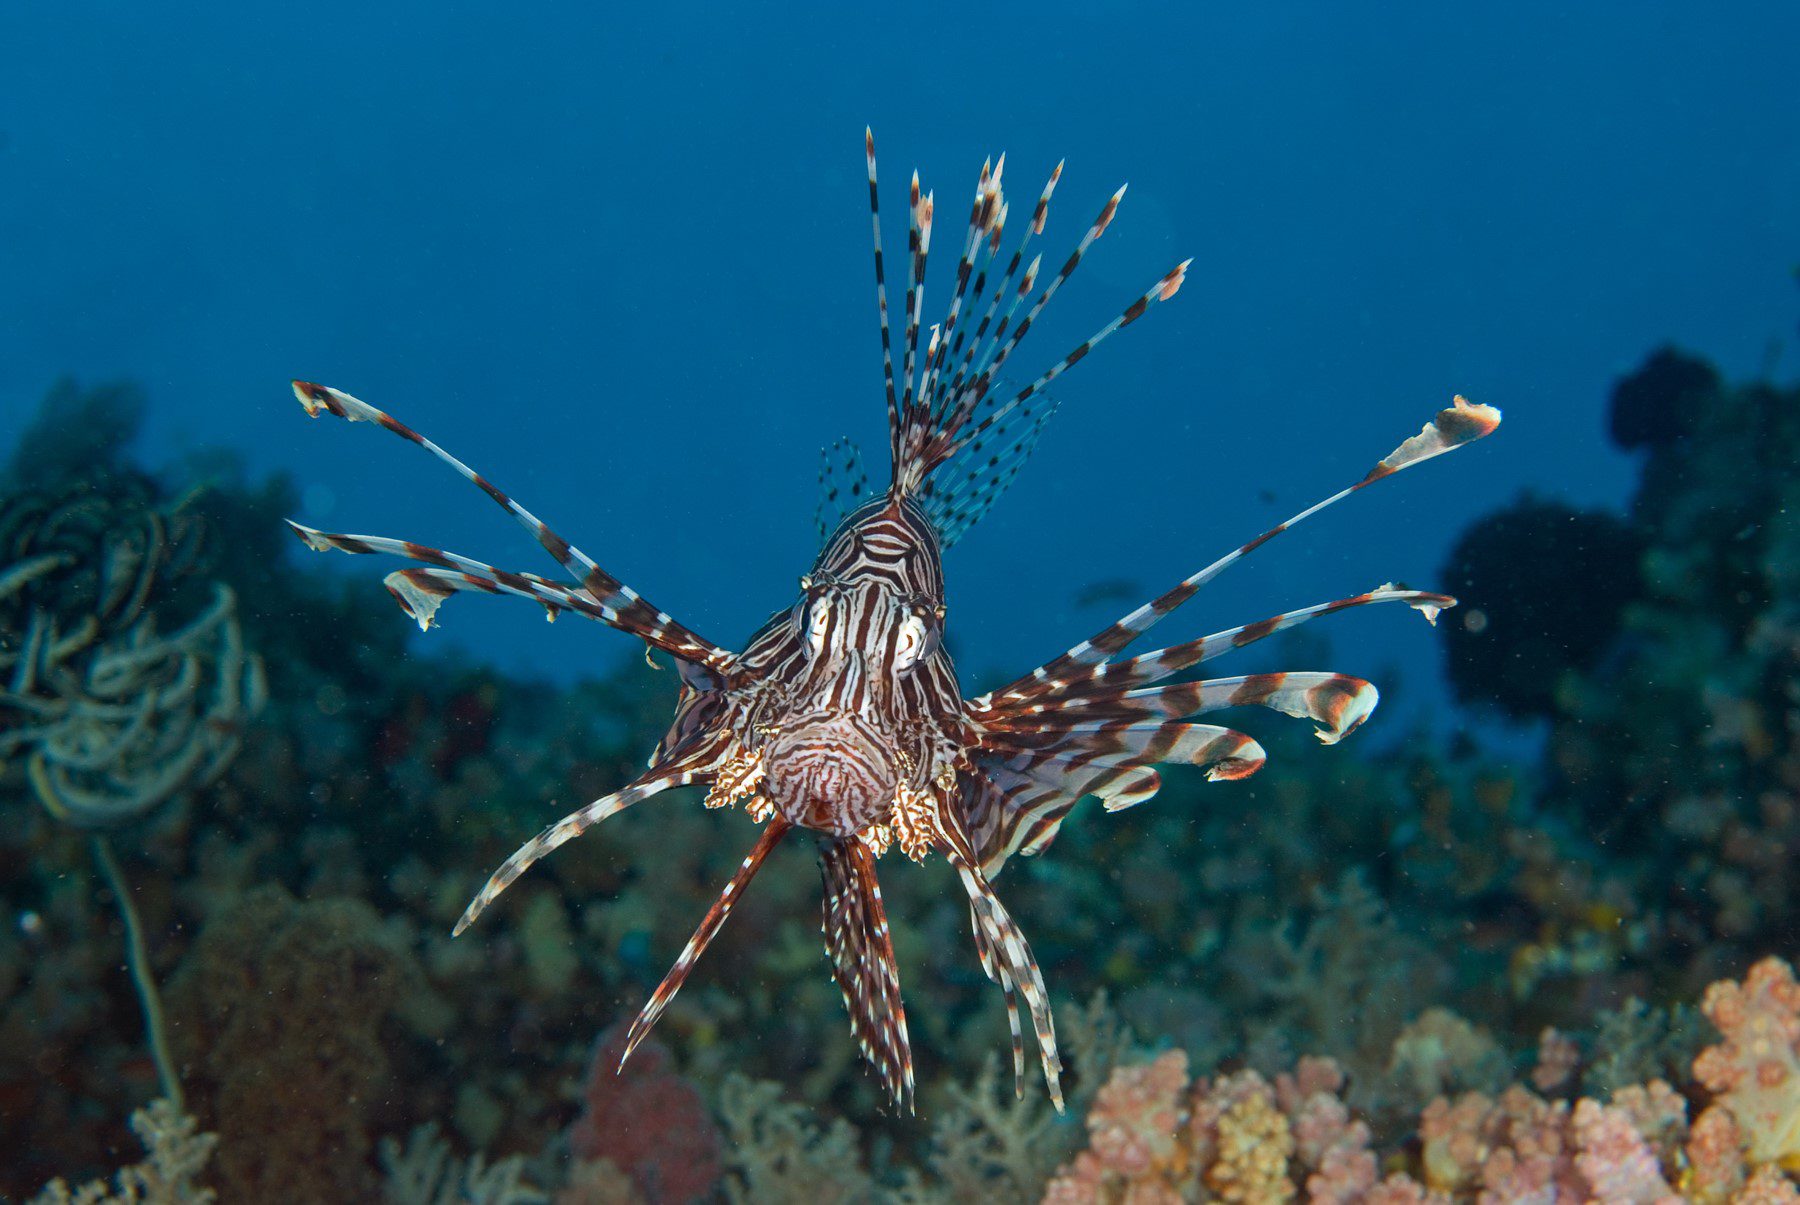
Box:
left=621, top=816, right=792, bottom=1071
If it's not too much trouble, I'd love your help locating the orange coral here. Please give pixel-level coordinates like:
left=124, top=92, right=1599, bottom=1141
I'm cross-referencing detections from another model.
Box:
left=1204, top=1089, right=1294, bottom=1203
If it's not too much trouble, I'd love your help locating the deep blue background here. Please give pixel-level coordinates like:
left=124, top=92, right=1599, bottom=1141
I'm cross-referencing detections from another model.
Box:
left=2, top=5, right=1796, bottom=730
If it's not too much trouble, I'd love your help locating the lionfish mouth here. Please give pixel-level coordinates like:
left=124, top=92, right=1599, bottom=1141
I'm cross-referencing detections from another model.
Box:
left=763, top=712, right=898, bottom=835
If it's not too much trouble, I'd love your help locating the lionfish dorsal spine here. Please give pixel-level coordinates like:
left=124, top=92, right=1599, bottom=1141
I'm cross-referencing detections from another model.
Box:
left=863, top=135, right=1191, bottom=508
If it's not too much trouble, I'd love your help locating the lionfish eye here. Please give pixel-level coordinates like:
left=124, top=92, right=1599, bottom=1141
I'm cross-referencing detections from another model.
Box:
left=803, top=594, right=834, bottom=659
left=892, top=609, right=936, bottom=674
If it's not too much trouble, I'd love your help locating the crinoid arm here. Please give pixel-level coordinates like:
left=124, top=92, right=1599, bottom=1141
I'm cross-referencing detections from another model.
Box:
left=619, top=816, right=792, bottom=1071
left=453, top=736, right=731, bottom=935
left=820, top=835, right=914, bottom=1112
left=289, top=382, right=733, bottom=673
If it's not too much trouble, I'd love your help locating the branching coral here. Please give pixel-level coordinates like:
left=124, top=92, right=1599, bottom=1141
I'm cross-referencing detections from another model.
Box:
left=379, top=1121, right=546, bottom=1205
left=715, top=1075, right=875, bottom=1205
left=28, top=1098, right=217, bottom=1205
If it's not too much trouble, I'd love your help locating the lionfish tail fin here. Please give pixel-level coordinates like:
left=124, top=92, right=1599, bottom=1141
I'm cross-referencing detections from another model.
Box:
left=819, top=836, right=915, bottom=1111
left=863, top=133, right=1188, bottom=518
left=620, top=816, right=793, bottom=1071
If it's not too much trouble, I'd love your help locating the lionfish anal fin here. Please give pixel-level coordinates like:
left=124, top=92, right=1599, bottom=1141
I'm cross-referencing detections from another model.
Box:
left=820, top=836, right=915, bottom=1111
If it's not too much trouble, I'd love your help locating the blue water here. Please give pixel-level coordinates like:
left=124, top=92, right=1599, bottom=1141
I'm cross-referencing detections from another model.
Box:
left=1, top=4, right=1796, bottom=715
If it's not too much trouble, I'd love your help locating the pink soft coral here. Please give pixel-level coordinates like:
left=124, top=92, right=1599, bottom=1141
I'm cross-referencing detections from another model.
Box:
left=1043, top=1050, right=1189, bottom=1203
left=1569, top=1098, right=1678, bottom=1204
left=1694, top=956, right=1800, bottom=1167
left=1045, top=1054, right=1381, bottom=1203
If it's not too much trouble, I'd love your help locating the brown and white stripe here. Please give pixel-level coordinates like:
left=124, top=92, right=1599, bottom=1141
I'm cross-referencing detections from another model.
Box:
left=292, top=133, right=1501, bottom=1116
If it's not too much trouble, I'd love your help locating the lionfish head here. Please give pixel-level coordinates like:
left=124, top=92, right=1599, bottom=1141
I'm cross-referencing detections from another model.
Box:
left=756, top=573, right=946, bottom=833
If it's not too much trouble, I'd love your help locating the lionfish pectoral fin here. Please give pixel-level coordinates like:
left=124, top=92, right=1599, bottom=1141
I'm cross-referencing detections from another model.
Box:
left=928, top=810, right=1064, bottom=1110
left=289, top=381, right=734, bottom=673
left=948, top=849, right=1063, bottom=1110
left=819, top=836, right=915, bottom=1112
left=994, top=397, right=1504, bottom=697
left=983, top=588, right=1454, bottom=717
left=620, top=816, right=792, bottom=1071
left=965, top=894, right=1027, bottom=1097
left=286, top=522, right=616, bottom=632
left=453, top=739, right=731, bottom=935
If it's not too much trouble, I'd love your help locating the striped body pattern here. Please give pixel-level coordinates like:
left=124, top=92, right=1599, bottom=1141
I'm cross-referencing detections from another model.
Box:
left=289, top=131, right=1501, bottom=1113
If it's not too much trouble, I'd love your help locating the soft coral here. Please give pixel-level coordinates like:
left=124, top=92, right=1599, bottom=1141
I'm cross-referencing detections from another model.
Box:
left=1694, top=956, right=1800, bottom=1167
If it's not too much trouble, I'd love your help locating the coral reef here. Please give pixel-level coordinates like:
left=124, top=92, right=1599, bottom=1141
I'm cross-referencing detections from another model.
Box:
left=1607, top=344, right=1720, bottom=450
left=6, top=331, right=1799, bottom=1199
left=1440, top=497, right=1640, bottom=720
left=1694, top=957, right=1800, bottom=1168
left=1037, top=956, right=1800, bottom=1203
left=380, top=1122, right=546, bottom=1205
left=0, top=382, right=264, bottom=827
left=1497, top=350, right=1800, bottom=1003
left=1043, top=1054, right=1379, bottom=1203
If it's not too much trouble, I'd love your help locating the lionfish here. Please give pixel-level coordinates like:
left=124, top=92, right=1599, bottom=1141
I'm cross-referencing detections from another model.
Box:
left=288, top=131, right=1500, bottom=1113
